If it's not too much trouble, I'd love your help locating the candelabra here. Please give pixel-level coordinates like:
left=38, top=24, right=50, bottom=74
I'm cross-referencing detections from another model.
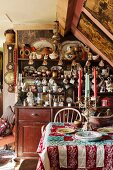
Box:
left=82, top=97, right=92, bottom=131
left=76, top=66, right=97, bottom=131
left=77, top=96, right=97, bottom=131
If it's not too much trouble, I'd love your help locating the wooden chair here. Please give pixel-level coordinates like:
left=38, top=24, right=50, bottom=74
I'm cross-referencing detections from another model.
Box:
left=54, top=107, right=81, bottom=123
left=41, top=108, right=82, bottom=134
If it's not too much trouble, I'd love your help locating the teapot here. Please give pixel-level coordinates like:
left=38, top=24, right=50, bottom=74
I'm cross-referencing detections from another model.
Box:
left=101, top=67, right=109, bottom=78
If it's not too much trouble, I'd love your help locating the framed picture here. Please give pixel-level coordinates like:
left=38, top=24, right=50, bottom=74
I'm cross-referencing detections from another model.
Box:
left=84, top=0, right=113, bottom=35
left=77, top=13, right=113, bottom=63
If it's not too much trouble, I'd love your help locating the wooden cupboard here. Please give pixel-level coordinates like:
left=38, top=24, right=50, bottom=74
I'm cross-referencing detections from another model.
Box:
left=15, top=106, right=51, bottom=158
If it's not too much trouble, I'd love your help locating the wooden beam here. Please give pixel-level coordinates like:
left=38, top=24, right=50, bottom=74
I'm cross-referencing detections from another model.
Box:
left=57, top=0, right=76, bottom=36
left=71, top=0, right=85, bottom=28
left=13, top=23, right=54, bottom=31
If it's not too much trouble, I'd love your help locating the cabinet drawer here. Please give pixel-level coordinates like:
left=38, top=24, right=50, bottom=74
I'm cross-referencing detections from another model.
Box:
left=18, top=108, right=50, bottom=122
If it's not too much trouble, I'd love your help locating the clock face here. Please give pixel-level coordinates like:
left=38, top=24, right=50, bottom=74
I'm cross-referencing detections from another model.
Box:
left=4, top=71, right=14, bottom=85
left=6, top=63, right=14, bottom=70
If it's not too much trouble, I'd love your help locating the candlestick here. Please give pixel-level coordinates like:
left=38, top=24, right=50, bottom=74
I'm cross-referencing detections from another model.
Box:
left=93, top=67, right=97, bottom=98
left=85, top=73, right=88, bottom=98
left=78, top=68, right=82, bottom=99
left=87, top=74, right=90, bottom=98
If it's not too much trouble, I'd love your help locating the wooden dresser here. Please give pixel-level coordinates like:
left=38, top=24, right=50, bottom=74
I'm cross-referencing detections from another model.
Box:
left=15, top=106, right=51, bottom=158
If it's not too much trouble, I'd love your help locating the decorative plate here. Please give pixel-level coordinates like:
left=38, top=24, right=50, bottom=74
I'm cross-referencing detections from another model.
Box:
left=37, top=66, right=48, bottom=72
left=57, top=127, right=75, bottom=134
left=51, top=66, right=63, bottom=71
left=97, top=127, right=113, bottom=133
left=75, top=131, right=102, bottom=142
left=61, top=41, right=84, bottom=60
left=32, top=39, right=54, bottom=55
left=24, top=66, right=35, bottom=72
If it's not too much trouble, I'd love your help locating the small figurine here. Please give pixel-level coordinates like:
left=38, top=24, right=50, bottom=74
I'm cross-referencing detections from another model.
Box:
left=27, top=89, right=34, bottom=106
left=15, top=87, right=26, bottom=106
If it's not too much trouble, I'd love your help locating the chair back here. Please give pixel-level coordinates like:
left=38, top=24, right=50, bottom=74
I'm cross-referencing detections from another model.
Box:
left=54, top=108, right=81, bottom=123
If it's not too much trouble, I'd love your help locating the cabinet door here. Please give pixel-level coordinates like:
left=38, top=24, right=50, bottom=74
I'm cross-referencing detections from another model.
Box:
left=17, top=122, right=45, bottom=157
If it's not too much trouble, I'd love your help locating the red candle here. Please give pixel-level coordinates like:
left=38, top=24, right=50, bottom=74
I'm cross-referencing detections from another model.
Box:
left=78, top=69, right=82, bottom=98
left=94, top=67, right=97, bottom=98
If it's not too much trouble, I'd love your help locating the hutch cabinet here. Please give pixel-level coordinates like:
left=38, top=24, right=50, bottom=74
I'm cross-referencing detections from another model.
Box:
left=13, top=27, right=113, bottom=158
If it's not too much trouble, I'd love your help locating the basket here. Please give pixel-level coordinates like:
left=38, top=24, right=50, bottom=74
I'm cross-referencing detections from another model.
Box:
left=4, top=29, right=15, bottom=43
left=89, top=115, right=113, bottom=128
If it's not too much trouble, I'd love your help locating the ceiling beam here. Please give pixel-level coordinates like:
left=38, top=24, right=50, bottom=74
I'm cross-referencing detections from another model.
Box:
left=57, top=0, right=76, bottom=36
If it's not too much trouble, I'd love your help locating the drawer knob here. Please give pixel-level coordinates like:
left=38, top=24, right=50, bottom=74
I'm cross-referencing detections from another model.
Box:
left=31, top=113, right=40, bottom=117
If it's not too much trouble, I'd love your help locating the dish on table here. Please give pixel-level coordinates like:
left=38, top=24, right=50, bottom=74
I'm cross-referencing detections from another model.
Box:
left=57, top=127, right=75, bottom=134
left=97, top=127, right=113, bottom=133
left=75, top=131, right=102, bottom=142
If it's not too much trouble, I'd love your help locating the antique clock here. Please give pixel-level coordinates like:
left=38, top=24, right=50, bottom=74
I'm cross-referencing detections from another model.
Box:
left=4, top=44, right=15, bottom=92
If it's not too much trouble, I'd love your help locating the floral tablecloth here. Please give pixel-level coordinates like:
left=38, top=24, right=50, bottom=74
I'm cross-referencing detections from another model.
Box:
left=36, top=122, right=113, bottom=170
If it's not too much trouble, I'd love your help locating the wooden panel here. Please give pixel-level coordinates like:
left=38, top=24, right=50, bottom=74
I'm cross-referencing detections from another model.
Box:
left=15, top=107, right=51, bottom=158
left=18, top=108, right=51, bottom=122
left=71, top=0, right=85, bottom=28
left=17, top=122, right=44, bottom=157
left=14, top=23, right=54, bottom=31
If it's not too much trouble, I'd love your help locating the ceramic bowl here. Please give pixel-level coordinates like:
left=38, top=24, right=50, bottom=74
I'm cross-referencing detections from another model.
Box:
left=89, top=115, right=113, bottom=128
